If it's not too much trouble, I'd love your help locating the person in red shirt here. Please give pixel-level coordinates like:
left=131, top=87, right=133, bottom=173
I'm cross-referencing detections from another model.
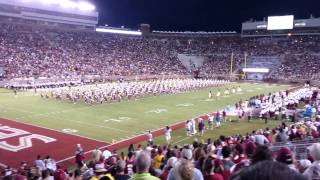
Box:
left=233, top=144, right=247, bottom=164
left=125, top=151, right=135, bottom=176
left=203, top=157, right=224, bottom=180
left=222, top=110, right=227, bottom=122
left=53, top=165, right=67, bottom=180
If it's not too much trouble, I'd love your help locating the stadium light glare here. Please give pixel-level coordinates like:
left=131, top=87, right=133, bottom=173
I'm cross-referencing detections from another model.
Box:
left=19, top=0, right=33, bottom=3
left=77, top=2, right=95, bottom=11
left=59, top=0, right=77, bottom=9
left=96, top=28, right=142, bottom=36
left=40, top=0, right=58, bottom=5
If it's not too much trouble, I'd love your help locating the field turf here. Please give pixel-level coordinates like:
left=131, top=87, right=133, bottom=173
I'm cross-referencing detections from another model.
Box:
left=0, top=83, right=290, bottom=144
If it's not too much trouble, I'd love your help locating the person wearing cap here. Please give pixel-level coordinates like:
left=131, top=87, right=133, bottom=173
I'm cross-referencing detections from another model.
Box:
left=130, top=151, right=159, bottom=180
left=167, top=148, right=204, bottom=180
left=303, top=143, right=320, bottom=179
left=114, top=160, right=130, bottom=180
left=276, top=147, right=298, bottom=171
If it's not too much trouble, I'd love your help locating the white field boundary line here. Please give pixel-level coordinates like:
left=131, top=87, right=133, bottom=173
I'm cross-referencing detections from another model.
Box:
left=0, top=162, right=6, bottom=168
left=172, top=137, right=191, bottom=145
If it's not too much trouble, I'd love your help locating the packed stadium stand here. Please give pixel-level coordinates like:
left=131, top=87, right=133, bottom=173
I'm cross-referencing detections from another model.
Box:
left=2, top=0, right=320, bottom=180
left=1, top=22, right=320, bottom=84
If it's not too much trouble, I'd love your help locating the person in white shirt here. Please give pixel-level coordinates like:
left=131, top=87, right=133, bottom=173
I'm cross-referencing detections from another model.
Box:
left=216, top=90, right=221, bottom=97
left=224, top=88, right=230, bottom=95
left=44, top=156, right=56, bottom=172
left=165, top=126, right=172, bottom=145
left=146, top=130, right=153, bottom=146
left=35, top=155, right=46, bottom=171
left=186, top=120, right=192, bottom=136
left=92, top=148, right=102, bottom=162
left=208, top=114, right=214, bottom=130
left=191, top=118, right=197, bottom=135
left=102, top=148, right=112, bottom=160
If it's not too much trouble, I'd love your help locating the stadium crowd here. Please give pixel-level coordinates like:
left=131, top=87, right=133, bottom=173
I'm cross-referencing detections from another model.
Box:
left=2, top=87, right=320, bottom=180
left=0, top=23, right=188, bottom=80
left=1, top=22, right=320, bottom=82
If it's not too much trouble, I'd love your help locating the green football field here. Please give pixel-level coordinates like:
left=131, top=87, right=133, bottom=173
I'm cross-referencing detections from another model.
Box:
left=0, top=82, right=291, bottom=144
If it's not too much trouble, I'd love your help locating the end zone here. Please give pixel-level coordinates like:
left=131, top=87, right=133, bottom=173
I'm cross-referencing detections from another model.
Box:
left=0, top=118, right=109, bottom=168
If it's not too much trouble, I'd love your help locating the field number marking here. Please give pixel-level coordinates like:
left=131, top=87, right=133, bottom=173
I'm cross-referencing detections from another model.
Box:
left=104, top=117, right=132, bottom=122
left=176, top=103, right=194, bottom=107
left=145, top=109, right=168, bottom=114
left=62, top=129, right=78, bottom=133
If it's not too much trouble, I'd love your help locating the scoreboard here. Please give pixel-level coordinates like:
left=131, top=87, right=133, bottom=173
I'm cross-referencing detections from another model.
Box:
left=267, top=15, right=294, bottom=30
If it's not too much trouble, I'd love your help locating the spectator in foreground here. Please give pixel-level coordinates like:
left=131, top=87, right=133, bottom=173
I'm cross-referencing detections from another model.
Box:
left=303, top=143, right=320, bottom=179
left=276, top=147, right=297, bottom=171
left=296, top=160, right=311, bottom=174
left=159, top=157, right=177, bottom=180
left=35, top=155, right=46, bottom=171
left=251, top=145, right=273, bottom=165
left=230, top=161, right=307, bottom=180
left=130, top=151, right=159, bottom=180
left=203, top=157, right=224, bottom=180
left=114, top=160, right=130, bottom=180
left=167, top=148, right=204, bottom=180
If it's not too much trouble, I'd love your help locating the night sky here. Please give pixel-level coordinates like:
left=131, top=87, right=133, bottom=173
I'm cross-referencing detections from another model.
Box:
left=91, top=0, right=319, bottom=32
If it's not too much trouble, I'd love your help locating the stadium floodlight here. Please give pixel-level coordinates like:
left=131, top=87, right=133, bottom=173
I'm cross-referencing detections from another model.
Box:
left=96, top=28, right=142, bottom=36
left=59, top=0, right=77, bottom=9
left=243, top=68, right=269, bottom=73
left=40, top=0, right=57, bottom=5
left=77, top=2, right=95, bottom=11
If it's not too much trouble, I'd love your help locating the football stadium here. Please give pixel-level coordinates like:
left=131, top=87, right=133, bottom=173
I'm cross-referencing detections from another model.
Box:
left=0, top=0, right=320, bottom=179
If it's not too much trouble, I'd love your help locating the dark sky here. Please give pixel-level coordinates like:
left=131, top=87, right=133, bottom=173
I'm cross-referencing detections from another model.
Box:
left=91, top=0, right=319, bottom=32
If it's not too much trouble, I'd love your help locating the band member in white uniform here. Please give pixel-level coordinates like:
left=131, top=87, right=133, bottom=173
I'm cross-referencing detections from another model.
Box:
left=165, top=126, right=172, bottom=145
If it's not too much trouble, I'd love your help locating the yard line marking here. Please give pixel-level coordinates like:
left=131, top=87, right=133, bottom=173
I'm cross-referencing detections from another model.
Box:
left=172, top=137, right=191, bottom=145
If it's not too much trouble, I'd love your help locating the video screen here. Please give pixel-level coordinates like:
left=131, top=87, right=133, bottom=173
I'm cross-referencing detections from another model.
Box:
left=267, top=15, right=294, bottom=30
